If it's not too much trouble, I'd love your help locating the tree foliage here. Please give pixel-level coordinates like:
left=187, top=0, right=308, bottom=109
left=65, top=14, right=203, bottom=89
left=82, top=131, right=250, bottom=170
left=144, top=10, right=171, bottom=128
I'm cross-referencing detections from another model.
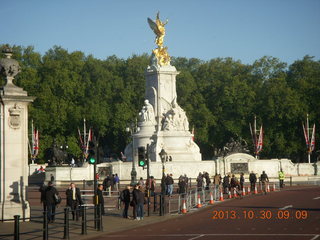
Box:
left=1, top=45, right=319, bottom=163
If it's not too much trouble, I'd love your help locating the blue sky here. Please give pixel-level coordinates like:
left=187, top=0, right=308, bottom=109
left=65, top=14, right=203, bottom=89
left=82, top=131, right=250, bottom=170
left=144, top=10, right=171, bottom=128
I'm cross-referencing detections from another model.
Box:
left=1, top=0, right=319, bottom=64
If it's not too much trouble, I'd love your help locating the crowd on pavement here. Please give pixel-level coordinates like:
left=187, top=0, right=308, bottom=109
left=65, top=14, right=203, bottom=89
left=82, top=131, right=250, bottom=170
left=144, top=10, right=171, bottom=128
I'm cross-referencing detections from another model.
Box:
left=39, top=169, right=285, bottom=223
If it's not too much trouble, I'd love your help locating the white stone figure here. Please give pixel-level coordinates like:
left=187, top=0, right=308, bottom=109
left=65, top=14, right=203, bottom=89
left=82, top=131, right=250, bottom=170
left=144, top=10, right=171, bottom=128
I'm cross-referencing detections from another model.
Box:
left=163, top=114, right=175, bottom=131
left=139, top=100, right=155, bottom=124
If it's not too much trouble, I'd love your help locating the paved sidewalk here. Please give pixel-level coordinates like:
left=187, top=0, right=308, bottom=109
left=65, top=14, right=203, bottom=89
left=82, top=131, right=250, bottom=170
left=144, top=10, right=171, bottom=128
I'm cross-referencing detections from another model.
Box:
left=0, top=205, right=179, bottom=240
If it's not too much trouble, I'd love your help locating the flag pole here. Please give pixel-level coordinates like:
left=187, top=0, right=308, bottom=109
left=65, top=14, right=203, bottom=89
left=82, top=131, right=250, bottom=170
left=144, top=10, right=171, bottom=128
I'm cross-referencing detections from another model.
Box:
left=254, top=115, right=257, bottom=159
left=307, top=114, right=310, bottom=163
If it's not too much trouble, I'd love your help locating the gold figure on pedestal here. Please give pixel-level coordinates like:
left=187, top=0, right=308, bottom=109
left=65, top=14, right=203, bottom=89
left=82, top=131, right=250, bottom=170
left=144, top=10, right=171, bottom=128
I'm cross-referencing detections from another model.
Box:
left=147, top=12, right=171, bottom=66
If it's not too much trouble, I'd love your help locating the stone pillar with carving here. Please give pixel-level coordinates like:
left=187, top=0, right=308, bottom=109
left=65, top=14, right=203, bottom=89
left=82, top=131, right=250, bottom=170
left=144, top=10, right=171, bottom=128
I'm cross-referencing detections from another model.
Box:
left=0, top=47, right=34, bottom=220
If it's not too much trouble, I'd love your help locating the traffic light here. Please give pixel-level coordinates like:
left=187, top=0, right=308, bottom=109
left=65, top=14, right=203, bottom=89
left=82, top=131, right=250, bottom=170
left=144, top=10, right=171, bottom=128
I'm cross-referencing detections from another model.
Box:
left=88, top=141, right=96, bottom=164
left=138, top=146, right=146, bottom=167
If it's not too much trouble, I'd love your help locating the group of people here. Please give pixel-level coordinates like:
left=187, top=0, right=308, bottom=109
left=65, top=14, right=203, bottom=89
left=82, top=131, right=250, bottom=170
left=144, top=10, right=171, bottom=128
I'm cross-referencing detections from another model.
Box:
left=39, top=181, right=83, bottom=223
left=119, top=184, right=146, bottom=220
left=102, top=174, right=120, bottom=194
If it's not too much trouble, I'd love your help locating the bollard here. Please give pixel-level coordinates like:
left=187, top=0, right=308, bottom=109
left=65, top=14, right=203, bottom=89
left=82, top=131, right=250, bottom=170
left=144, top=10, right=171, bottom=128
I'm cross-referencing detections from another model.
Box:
left=63, top=208, right=70, bottom=239
left=97, top=204, right=103, bottom=231
left=290, top=176, right=292, bottom=186
left=43, top=210, right=48, bottom=240
left=81, top=205, right=87, bottom=235
left=94, top=204, right=97, bottom=230
left=14, top=215, right=20, bottom=240
left=153, top=193, right=157, bottom=212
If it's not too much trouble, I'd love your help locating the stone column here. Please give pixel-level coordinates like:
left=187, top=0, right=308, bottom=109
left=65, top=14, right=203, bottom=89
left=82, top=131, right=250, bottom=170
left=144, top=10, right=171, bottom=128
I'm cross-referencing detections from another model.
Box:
left=0, top=47, right=34, bottom=220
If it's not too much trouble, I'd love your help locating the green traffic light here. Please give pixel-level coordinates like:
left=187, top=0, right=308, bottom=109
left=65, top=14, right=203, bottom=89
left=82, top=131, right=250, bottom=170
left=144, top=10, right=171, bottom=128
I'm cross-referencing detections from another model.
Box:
left=89, top=157, right=96, bottom=164
left=139, top=160, right=145, bottom=166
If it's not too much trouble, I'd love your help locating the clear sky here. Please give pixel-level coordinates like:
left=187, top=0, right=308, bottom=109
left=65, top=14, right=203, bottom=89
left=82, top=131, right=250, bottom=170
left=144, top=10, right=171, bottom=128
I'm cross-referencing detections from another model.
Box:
left=1, top=0, right=319, bottom=64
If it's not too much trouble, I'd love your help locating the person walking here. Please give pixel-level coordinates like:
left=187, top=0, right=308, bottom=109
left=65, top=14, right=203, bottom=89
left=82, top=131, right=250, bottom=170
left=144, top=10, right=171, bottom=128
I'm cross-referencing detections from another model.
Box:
left=120, top=185, right=131, bottom=219
left=279, top=169, right=285, bottom=188
left=103, top=175, right=111, bottom=196
left=240, top=173, right=245, bottom=191
left=222, top=175, right=230, bottom=194
left=213, top=174, right=221, bottom=200
left=249, top=171, right=257, bottom=192
left=44, top=181, right=59, bottom=223
left=66, top=183, right=83, bottom=221
left=178, top=177, right=187, bottom=198
left=196, top=172, right=204, bottom=192
left=97, top=184, right=105, bottom=215
left=165, top=174, right=174, bottom=196
left=132, top=185, right=145, bottom=220
left=260, top=171, right=269, bottom=194
left=39, top=183, right=47, bottom=211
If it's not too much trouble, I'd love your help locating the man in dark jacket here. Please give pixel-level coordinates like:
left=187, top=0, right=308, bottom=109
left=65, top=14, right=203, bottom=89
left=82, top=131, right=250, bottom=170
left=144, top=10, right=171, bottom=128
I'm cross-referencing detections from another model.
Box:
left=45, top=181, right=59, bottom=223
left=132, top=185, right=145, bottom=220
left=103, top=176, right=111, bottom=196
left=165, top=174, right=174, bottom=196
left=249, top=171, right=257, bottom=192
left=120, top=185, right=131, bottom=218
left=66, top=183, right=83, bottom=220
left=96, top=184, right=105, bottom=215
left=39, top=183, right=47, bottom=210
left=178, top=178, right=187, bottom=197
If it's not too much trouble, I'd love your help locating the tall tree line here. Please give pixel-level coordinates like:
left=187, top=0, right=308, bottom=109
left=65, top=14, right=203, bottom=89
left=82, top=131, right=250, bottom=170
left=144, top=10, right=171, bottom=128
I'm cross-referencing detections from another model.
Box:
left=0, top=45, right=319, bottom=163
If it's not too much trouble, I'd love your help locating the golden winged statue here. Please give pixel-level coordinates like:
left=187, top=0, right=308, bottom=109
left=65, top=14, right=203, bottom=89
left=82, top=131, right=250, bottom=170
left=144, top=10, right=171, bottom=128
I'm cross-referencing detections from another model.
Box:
left=147, top=12, right=171, bottom=66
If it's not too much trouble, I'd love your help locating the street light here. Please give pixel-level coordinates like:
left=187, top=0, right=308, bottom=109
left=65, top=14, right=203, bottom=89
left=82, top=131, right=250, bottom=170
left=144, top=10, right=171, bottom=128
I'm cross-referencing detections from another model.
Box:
left=126, top=120, right=140, bottom=185
left=159, top=148, right=168, bottom=194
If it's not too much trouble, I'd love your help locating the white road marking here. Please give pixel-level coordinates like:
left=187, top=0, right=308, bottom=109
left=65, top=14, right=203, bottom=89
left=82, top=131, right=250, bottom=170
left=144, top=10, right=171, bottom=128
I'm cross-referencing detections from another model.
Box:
left=310, top=235, right=320, bottom=240
left=279, top=205, right=293, bottom=210
left=103, top=234, right=320, bottom=238
left=188, top=235, right=204, bottom=240
left=313, top=197, right=320, bottom=200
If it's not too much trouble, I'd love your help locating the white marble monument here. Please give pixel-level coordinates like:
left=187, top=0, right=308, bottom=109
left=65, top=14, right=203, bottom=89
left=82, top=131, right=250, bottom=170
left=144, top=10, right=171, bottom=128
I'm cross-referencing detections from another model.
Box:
left=0, top=47, right=34, bottom=220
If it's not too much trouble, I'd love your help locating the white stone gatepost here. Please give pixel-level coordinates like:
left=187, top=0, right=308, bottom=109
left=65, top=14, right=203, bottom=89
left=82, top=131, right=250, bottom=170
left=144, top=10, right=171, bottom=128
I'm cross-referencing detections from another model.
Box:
left=0, top=48, right=34, bottom=220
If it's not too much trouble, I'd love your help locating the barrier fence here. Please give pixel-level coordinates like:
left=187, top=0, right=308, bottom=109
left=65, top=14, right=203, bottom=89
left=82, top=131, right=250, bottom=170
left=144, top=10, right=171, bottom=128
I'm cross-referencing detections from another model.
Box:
left=3, top=180, right=318, bottom=239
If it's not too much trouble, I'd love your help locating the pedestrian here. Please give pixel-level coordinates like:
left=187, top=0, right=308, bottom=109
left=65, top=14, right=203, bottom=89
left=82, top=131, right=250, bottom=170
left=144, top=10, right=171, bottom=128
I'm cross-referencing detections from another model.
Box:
left=39, top=183, right=47, bottom=210
left=213, top=174, right=221, bottom=199
left=114, top=174, right=120, bottom=191
left=132, top=184, right=145, bottom=220
left=97, top=184, right=105, bottom=215
left=50, top=174, right=55, bottom=183
left=222, top=175, right=229, bottom=194
left=178, top=177, right=187, bottom=197
left=146, top=176, right=156, bottom=196
left=249, top=171, right=257, bottom=192
left=165, top=174, right=174, bottom=196
left=131, top=184, right=138, bottom=219
left=279, top=169, right=285, bottom=188
left=204, top=172, right=211, bottom=190
left=138, top=177, right=145, bottom=188
left=259, top=171, right=269, bottom=194
left=66, top=183, right=83, bottom=221
left=103, top=175, right=111, bottom=196
left=120, top=185, right=131, bottom=219
left=240, top=172, right=245, bottom=191
left=44, top=181, right=59, bottom=223
left=110, top=174, right=115, bottom=191
left=196, top=172, right=203, bottom=192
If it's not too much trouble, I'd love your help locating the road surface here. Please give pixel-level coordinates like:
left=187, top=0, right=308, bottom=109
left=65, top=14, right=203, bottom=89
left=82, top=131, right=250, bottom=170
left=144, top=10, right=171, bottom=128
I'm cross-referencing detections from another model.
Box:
left=88, top=186, right=320, bottom=240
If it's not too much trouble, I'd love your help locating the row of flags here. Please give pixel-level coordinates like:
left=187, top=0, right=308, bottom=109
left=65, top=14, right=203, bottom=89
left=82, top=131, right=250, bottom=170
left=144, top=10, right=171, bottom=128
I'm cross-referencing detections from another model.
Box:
left=249, top=116, right=263, bottom=158
left=29, top=116, right=316, bottom=161
left=28, top=120, right=39, bottom=160
left=78, top=118, right=93, bottom=159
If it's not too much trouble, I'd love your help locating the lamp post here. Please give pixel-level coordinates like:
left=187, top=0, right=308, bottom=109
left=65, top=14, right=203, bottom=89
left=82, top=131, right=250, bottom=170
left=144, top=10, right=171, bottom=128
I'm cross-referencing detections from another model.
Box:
left=159, top=148, right=167, bottom=194
left=126, top=120, right=140, bottom=185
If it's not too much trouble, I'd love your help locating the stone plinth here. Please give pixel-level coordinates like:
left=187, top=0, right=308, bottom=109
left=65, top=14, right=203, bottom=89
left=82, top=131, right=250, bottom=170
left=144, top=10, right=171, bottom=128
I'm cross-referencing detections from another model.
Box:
left=0, top=49, right=34, bottom=220
left=0, top=93, right=34, bottom=220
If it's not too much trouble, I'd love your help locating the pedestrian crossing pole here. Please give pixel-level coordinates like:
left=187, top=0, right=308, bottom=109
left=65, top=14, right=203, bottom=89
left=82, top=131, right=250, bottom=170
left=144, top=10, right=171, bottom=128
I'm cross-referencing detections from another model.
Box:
left=146, top=144, right=150, bottom=217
